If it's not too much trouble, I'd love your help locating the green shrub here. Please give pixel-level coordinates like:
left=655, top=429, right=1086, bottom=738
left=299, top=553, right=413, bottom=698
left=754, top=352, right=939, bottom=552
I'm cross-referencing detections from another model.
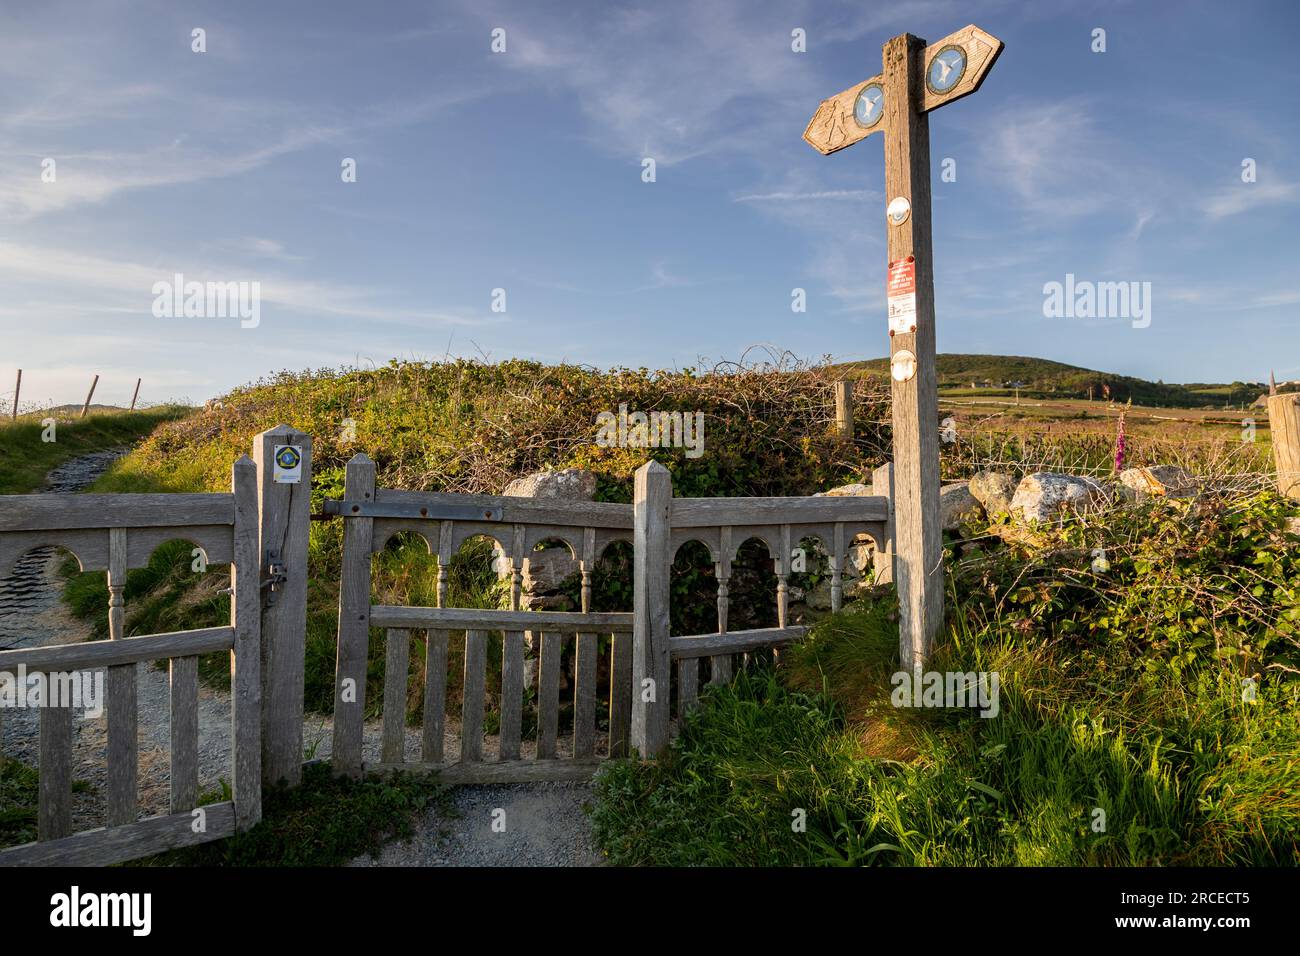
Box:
left=592, top=496, right=1300, bottom=866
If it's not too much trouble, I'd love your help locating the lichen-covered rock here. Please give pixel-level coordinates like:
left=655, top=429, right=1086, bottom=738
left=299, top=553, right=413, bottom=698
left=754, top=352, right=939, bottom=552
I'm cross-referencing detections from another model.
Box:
left=502, top=467, right=597, bottom=500
left=521, top=545, right=578, bottom=595
left=1118, top=465, right=1197, bottom=501
left=1010, top=472, right=1107, bottom=524
left=969, top=470, right=1017, bottom=516
left=940, top=481, right=984, bottom=530
left=815, top=482, right=871, bottom=497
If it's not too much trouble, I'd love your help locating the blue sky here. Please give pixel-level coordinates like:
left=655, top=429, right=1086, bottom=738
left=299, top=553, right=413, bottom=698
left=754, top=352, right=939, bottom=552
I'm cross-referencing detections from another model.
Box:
left=1, top=0, right=1298, bottom=407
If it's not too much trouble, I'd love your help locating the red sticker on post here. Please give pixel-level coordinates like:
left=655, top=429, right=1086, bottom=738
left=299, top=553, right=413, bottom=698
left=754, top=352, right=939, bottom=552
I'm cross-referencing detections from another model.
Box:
left=887, top=256, right=916, bottom=295
left=887, top=256, right=917, bottom=335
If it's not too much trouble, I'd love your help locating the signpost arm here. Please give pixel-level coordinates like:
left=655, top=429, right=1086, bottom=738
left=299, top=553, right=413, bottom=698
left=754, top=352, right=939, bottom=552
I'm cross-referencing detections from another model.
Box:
left=883, top=33, right=944, bottom=669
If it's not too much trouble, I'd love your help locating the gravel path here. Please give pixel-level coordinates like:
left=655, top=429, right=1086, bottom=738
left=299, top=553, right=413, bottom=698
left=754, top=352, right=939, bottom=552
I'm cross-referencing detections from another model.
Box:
left=1, top=450, right=607, bottom=865
left=350, top=781, right=604, bottom=867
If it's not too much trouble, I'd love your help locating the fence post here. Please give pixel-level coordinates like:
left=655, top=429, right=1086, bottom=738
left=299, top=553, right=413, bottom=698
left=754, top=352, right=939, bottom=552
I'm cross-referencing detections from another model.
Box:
left=11, top=369, right=20, bottom=420
left=630, top=460, right=672, bottom=759
left=252, top=424, right=312, bottom=787
left=871, top=462, right=895, bottom=586
left=332, top=453, right=376, bottom=778
left=231, top=454, right=263, bottom=828
left=835, top=379, right=854, bottom=440
left=1268, top=394, right=1300, bottom=500
left=129, top=378, right=141, bottom=412
left=80, top=374, right=98, bottom=418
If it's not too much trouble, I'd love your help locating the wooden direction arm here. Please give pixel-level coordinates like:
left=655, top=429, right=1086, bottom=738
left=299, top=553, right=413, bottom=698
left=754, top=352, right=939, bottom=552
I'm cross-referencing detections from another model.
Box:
left=802, top=24, right=1003, bottom=156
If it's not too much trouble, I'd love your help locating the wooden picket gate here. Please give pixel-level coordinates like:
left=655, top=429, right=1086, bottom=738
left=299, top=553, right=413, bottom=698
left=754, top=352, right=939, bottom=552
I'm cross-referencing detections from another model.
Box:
left=327, top=453, right=638, bottom=782
left=328, top=454, right=895, bottom=775
left=0, top=457, right=263, bottom=866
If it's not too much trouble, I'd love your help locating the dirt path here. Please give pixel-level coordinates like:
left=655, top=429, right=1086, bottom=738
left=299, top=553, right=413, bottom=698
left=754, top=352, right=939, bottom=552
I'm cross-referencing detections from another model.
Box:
left=350, top=781, right=604, bottom=867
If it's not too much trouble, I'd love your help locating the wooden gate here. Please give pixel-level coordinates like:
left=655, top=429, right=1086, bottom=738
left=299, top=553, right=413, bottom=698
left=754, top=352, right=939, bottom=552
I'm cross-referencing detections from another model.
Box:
left=327, top=454, right=896, bottom=777
left=328, top=453, right=637, bottom=783
left=0, top=457, right=262, bottom=866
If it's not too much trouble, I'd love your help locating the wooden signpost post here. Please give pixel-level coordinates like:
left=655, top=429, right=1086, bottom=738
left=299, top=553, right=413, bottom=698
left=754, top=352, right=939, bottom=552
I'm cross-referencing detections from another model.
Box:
left=804, top=25, right=1003, bottom=669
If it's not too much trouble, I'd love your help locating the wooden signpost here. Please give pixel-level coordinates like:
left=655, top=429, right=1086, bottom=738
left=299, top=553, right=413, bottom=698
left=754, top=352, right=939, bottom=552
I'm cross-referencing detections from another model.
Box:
left=804, top=25, right=1003, bottom=669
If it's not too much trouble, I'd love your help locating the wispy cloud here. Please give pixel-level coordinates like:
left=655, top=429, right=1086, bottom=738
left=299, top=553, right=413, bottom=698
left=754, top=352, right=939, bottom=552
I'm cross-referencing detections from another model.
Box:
left=0, top=127, right=343, bottom=222
left=212, top=237, right=307, bottom=262
left=1202, top=180, right=1300, bottom=221
left=0, top=241, right=494, bottom=329
left=458, top=0, right=823, bottom=165
left=979, top=99, right=1129, bottom=220
left=733, top=189, right=874, bottom=202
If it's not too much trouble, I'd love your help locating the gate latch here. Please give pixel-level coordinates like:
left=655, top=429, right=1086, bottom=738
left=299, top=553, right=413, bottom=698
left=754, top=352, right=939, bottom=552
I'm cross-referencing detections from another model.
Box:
left=262, top=549, right=288, bottom=605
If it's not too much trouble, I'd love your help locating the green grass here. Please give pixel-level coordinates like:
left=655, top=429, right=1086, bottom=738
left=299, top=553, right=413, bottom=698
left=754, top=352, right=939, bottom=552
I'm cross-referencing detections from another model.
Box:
left=593, top=605, right=1298, bottom=865
left=0, top=406, right=190, bottom=495
left=0, top=758, right=41, bottom=848
left=1, top=757, right=94, bottom=850
left=132, top=761, right=453, bottom=866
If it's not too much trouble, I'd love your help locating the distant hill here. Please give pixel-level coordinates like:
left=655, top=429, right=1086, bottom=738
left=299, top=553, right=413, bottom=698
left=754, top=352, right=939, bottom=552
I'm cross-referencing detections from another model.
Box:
left=837, top=354, right=1265, bottom=409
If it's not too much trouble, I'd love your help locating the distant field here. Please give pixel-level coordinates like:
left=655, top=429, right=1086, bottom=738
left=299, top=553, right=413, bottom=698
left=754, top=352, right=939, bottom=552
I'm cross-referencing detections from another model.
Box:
left=940, top=396, right=1264, bottom=428
left=937, top=393, right=1271, bottom=482
left=839, top=353, right=1270, bottom=409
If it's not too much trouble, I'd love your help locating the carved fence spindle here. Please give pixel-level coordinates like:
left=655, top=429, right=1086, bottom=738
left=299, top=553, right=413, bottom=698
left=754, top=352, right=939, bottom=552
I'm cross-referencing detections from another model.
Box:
left=499, top=528, right=525, bottom=762
left=106, top=526, right=137, bottom=827
left=436, top=520, right=452, bottom=609
left=831, top=522, right=845, bottom=612
left=710, top=525, right=733, bottom=685
left=777, top=523, right=792, bottom=628
left=574, top=528, right=597, bottom=757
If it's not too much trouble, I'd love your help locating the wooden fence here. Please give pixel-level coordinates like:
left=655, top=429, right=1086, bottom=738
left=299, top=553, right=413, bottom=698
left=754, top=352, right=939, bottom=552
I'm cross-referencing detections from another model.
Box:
left=0, top=459, right=262, bottom=866
left=0, top=427, right=900, bottom=862
left=629, top=460, right=892, bottom=757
